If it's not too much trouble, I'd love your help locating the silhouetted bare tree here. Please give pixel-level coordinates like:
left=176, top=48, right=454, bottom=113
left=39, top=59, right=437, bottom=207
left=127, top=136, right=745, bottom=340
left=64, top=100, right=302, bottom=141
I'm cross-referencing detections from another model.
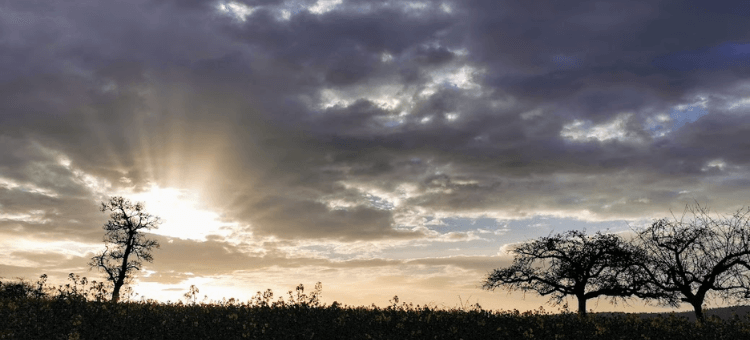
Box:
left=483, top=230, right=646, bottom=316
left=634, top=204, right=750, bottom=321
left=89, top=196, right=160, bottom=303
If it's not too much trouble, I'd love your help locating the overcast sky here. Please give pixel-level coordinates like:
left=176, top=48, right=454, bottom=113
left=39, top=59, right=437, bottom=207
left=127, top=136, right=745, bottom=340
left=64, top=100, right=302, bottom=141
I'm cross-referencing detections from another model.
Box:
left=2, top=0, right=750, bottom=312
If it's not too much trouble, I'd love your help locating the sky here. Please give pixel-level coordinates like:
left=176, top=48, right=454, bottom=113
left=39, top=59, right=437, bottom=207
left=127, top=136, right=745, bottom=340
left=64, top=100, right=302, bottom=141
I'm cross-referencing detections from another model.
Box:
left=1, top=0, right=750, bottom=313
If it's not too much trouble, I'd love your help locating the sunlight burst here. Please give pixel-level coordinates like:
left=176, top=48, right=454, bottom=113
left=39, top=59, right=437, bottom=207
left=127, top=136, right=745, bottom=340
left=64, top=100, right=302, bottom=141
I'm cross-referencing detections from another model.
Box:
left=123, top=185, right=238, bottom=241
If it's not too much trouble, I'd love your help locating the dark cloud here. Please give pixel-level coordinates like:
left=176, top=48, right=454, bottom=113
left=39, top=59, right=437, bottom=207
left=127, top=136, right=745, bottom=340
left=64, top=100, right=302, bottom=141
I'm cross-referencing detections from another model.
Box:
left=246, top=195, right=423, bottom=241
left=652, top=42, right=750, bottom=71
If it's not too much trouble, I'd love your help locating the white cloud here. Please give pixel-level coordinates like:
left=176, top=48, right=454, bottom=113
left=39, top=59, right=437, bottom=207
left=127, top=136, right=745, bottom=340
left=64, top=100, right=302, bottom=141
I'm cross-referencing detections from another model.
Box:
left=728, top=97, right=750, bottom=111
left=0, top=177, right=59, bottom=198
left=0, top=210, right=51, bottom=224
left=318, top=84, right=411, bottom=113
left=380, top=52, right=394, bottom=63
left=308, top=0, right=342, bottom=15
left=216, top=1, right=256, bottom=22
left=561, top=114, right=641, bottom=143
left=445, top=112, right=460, bottom=121
left=702, top=159, right=727, bottom=172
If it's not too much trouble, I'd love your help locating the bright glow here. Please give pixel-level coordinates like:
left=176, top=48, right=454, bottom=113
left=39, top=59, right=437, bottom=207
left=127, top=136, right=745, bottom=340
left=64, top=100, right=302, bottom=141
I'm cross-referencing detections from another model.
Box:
left=123, top=185, right=239, bottom=241
left=135, top=276, right=215, bottom=303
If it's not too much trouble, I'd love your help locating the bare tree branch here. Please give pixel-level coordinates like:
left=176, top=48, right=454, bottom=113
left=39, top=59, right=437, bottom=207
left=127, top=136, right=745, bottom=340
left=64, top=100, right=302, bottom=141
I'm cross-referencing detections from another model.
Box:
left=633, top=203, right=750, bottom=321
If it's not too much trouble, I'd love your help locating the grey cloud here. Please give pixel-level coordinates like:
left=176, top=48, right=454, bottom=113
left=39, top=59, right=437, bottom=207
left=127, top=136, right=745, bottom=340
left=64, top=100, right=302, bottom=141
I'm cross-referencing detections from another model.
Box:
left=0, top=190, right=105, bottom=243
left=2, top=0, right=750, bottom=247
left=414, top=45, right=456, bottom=66
left=144, top=236, right=265, bottom=277
left=246, top=196, right=423, bottom=241
left=141, top=235, right=406, bottom=282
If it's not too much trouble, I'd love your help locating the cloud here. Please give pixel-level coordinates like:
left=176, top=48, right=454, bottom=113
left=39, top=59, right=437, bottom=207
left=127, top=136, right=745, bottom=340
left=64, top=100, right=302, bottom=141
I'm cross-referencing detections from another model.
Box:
left=652, top=42, right=750, bottom=71
left=2, top=0, right=749, bottom=235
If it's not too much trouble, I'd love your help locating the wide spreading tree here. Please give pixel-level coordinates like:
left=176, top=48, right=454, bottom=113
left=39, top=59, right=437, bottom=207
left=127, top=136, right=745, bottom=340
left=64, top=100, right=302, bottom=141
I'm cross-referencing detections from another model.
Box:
left=483, top=230, right=649, bottom=316
left=633, top=204, right=750, bottom=321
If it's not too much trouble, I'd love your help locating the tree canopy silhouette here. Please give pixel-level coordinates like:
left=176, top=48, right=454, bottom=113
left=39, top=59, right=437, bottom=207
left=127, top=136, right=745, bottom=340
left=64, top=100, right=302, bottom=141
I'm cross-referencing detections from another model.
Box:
left=89, top=196, right=160, bottom=303
left=634, top=204, right=750, bottom=321
left=482, top=230, right=646, bottom=316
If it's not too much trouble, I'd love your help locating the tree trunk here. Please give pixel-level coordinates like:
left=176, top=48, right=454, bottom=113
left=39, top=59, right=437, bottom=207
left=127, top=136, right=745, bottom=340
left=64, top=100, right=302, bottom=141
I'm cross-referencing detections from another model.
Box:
left=111, top=261, right=128, bottom=303
left=111, top=231, right=135, bottom=303
left=577, top=296, right=587, bottom=316
left=692, top=300, right=704, bottom=321
left=111, top=282, right=121, bottom=303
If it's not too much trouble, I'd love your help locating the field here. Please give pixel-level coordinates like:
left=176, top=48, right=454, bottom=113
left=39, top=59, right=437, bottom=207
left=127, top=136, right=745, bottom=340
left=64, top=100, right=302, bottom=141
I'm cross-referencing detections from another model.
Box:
left=3, top=276, right=750, bottom=339
left=4, top=296, right=750, bottom=339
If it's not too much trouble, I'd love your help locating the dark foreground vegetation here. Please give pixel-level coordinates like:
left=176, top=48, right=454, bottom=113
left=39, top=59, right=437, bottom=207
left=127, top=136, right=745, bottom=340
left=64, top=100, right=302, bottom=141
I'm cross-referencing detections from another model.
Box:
left=3, top=277, right=750, bottom=340
left=5, top=296, right=750, bottom=339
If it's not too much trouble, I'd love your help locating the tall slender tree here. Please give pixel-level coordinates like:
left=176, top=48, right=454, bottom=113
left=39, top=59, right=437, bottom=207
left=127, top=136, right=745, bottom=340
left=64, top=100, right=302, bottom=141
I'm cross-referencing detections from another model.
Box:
left=89, top=196, right=160, bottom=302
left=634, top=204, right=750, bottom=321
left=483, top=230, right=647, bottom=316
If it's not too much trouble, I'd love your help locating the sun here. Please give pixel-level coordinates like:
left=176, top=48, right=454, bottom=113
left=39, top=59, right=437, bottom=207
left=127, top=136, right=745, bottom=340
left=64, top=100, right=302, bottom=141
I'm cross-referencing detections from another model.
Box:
left=122, top=184, right=237, bottom=241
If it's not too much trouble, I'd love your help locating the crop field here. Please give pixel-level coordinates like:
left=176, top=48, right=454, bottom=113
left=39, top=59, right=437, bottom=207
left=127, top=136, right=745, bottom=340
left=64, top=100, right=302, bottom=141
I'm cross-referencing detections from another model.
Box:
left=4, top=296, right=750, bottom=339
left=3, top=276, right=750, bottom=339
